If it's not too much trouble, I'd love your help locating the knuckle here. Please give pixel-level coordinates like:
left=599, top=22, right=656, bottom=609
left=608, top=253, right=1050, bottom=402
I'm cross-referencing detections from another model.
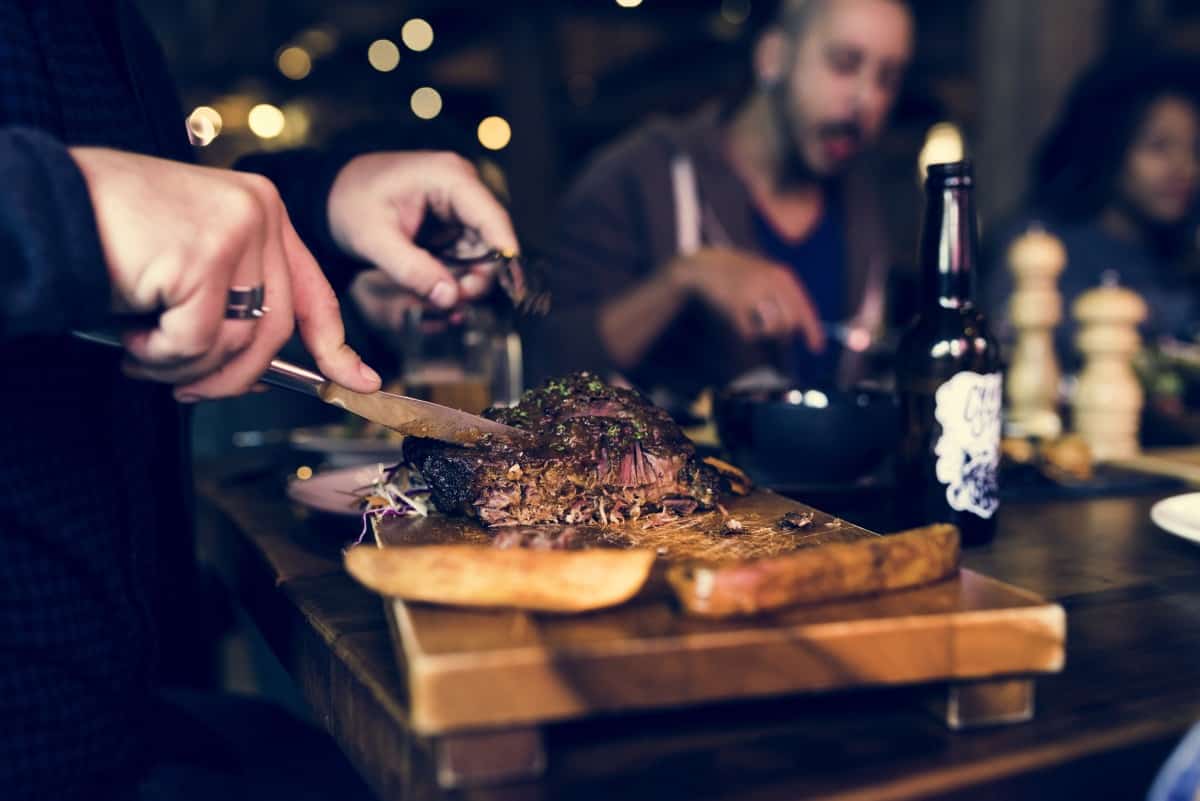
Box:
left=241, top=172, right=277, bottom=199
left=433, top=151, right=474, bottom=176
left=222, top=185, right=261, bottom=224
left=171, top=331, right=213, bottom=361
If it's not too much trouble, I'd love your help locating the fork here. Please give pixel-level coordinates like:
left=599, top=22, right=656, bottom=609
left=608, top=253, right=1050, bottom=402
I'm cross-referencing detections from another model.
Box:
left=414, top=218, right=552, bottom=316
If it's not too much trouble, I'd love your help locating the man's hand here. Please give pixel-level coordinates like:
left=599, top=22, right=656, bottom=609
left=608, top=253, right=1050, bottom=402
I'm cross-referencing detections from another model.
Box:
left=327, top=151, right=519, bottom=310
left=72, top=147, right=381, bottom=400
left=668, top=247, right=826, bottom=351
left=349, top=268, right=422, bottom=336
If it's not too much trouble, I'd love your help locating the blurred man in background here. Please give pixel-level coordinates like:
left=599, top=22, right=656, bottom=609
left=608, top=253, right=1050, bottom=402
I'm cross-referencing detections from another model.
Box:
left=529, top=0, right=912, bottom=407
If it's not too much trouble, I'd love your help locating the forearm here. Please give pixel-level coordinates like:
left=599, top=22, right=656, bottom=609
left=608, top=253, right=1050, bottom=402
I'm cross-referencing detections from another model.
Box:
left=0, top=129, right=112, bottom=339
left=598, top=261, right=692, bottom=369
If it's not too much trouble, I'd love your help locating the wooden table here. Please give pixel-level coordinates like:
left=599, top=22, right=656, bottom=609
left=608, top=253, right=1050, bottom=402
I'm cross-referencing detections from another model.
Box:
left=196, top=454, right=1200, bottom=801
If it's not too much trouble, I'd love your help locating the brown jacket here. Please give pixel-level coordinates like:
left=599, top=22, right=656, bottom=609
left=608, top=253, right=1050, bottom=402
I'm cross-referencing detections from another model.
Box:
left=525, top=108, right=891, bottom=402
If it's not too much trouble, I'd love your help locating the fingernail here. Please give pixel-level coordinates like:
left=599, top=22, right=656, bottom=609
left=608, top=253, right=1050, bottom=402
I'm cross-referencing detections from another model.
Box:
left=360, top=363, right=382, bottom=387
left=175, top=392, right=200, bottom=404
left=430, top=281, right=456, bottom=309
left=460, top=274, right=486, bottom=296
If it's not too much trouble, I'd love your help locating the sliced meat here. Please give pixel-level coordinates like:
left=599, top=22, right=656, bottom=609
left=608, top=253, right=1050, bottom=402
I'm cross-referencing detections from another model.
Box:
left=404, top=372, right=721, bottom=527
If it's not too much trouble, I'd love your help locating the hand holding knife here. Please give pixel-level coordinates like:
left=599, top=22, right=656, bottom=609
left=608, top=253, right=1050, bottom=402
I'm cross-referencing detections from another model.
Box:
left=73, top=327, right=525, bottom=447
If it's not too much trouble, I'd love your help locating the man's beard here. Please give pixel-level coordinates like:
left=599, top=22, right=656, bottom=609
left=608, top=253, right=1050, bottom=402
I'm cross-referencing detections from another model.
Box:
left=765, top=81, right=819, bottom=187
left=766, top=81, right=864, bottom=188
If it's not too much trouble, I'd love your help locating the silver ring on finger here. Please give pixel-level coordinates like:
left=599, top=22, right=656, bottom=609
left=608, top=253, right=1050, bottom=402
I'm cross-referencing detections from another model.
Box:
left=226, top=285, right=266, bottom=320
left=751, top=298, right=779, bottom=334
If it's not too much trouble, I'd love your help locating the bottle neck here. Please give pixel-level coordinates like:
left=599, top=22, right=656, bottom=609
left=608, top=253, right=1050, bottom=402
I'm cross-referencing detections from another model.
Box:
left=920, top=183, right=977, bottom=309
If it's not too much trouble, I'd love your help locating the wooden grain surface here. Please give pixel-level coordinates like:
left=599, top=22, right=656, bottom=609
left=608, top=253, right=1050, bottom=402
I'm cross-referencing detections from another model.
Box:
left=366, top=490, right=1053, bottom=734
left=373, top=488, right=878, bottom=560
left=374, top=489, right=958, bottom=615
left=390, top=567, right=1061, bottom=734
left=196, top=455, right=1200, bottom=801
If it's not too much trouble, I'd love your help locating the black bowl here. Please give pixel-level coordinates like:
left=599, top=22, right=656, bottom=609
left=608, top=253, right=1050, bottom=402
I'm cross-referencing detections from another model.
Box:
left=714, top=385, right=901, bottom=488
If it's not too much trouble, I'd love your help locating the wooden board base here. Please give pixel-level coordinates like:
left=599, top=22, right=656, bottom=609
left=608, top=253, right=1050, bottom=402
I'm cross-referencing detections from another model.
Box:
left=372, top=489, right=1063, bottom=774
left=420, top=677, right=1042, bottom=789
left=387, top=568, right=1063, bottom=736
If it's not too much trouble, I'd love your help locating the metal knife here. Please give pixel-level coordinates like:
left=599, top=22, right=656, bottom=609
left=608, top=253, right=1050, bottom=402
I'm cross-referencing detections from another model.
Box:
left=73, top=330, right=524, bottom=447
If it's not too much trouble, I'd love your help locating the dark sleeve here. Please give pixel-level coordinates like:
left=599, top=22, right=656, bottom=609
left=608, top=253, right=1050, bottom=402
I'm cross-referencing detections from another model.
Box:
left=521, top=147, right=656, bottom=386
left=234, top=148, right=365, bottom=293
left=0, top=127, right=112, bottom=339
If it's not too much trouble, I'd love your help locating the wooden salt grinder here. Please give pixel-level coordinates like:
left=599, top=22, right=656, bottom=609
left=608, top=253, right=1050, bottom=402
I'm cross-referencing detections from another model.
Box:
left=1071, top=285, right=1148, bottom=461
left=1006, top=227, right=1067, bottom=438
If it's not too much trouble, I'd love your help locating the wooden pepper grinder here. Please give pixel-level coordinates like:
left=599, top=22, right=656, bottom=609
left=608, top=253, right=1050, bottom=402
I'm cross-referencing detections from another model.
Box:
left=1006, top=226, right=1067, bottom=438
left=1071, top=284, right=1148, bottom=461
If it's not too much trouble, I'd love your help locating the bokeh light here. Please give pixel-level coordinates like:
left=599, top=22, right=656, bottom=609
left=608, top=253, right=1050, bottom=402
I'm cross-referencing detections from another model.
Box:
left=616, top=0, right=643, bottom=7
left=477, top=116, right=512, bottom=150
left=401, top=19, right=434, bottom=52
left=410, top=87, right=442, bottom=120
left=276, top=46, right=312, bottom=80
left=720, top=0, right=751, bottom=24
left=918, top=122, right=966, bottom=180
left=281, top=103, right=311, bottom=144
left=248, top=103, right=286, bottom=139
left=367, top=39, right=401, bottom=72
left=298, top=26, right=338, bottom=57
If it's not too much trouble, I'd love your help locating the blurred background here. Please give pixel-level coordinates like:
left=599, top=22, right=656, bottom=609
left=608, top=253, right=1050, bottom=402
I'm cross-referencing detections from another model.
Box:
left=144, top=0, right=1200, bottom=273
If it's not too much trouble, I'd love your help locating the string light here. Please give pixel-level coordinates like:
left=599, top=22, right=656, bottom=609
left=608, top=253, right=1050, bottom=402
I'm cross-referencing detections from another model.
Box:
left=401, top=19, right=434, bottom=52
left=367, top=39, right=400, bottom=72
left=276, top=46, right=312, bottom=80
left=410, top=87, right=442, bottom=120
left=477, top=116, right=512, bottom=151
left=248, top=103, right=286, bottom=139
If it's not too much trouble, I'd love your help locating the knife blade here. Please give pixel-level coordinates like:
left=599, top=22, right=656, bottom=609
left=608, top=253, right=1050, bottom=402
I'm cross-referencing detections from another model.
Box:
left=299, top=369, right=523, bottom=446
left=72, top=330, right=524, bottom=446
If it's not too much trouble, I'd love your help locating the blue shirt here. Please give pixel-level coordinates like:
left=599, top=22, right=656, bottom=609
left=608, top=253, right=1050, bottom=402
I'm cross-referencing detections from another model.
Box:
left=751, top=193, right=848, bottom=385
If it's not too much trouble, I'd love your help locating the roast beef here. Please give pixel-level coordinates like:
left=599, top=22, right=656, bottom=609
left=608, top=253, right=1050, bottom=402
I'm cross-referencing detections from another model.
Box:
left=403, top=373, right=720, bottom=527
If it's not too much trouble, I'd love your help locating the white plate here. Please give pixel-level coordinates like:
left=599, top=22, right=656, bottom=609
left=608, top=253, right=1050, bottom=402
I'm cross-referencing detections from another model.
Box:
left=289, top=425, right=404, bottom=467
left=1150, top=492, right=1200, bottom=544
left=287, top=463, right=391, bottom=517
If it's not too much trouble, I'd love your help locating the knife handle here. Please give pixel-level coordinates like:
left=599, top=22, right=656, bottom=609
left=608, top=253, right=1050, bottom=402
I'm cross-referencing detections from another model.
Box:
left=72, top=326, right=327, bottom=400
left=261, top=361, right=325, bottom=397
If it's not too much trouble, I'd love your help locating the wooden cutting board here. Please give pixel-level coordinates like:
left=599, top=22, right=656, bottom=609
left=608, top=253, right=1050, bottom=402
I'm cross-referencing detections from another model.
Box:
left=374, top=491, right=1065, bottom=736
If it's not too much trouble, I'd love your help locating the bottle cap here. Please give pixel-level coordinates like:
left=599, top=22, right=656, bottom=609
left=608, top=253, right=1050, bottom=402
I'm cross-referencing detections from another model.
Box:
left=926, top=160, right=973, bottom=187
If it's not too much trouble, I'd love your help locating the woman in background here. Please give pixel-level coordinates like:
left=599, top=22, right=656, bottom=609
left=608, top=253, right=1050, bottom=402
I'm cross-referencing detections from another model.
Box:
left=982, top=55, right=1200, bottom=363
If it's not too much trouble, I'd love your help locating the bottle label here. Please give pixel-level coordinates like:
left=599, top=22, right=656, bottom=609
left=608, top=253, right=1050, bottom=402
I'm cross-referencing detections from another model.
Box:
left=934, top=371, right=1002, bottom=519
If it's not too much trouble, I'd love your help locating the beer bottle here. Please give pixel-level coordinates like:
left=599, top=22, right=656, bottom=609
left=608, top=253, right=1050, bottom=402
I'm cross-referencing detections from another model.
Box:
left=895, top=161, right=1002, bottom=546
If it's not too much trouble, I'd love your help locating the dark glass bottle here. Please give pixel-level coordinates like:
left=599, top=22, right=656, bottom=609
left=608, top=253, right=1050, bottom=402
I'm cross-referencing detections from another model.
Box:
left=895, top=161, right=1003, bottom=546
